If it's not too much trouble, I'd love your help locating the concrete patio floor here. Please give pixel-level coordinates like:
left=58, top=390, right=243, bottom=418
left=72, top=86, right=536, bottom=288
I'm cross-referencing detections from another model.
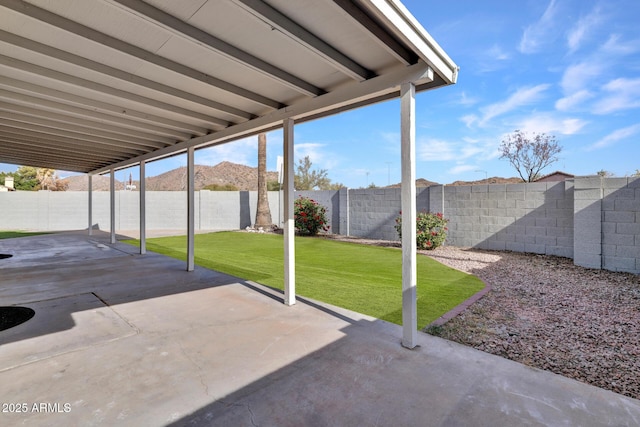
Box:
left=1, top=231, right=639, bottom=426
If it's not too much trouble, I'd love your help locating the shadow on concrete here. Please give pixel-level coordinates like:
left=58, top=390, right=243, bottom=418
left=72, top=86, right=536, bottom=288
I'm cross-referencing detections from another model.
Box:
left=165, top=313, right=640, bottom=427
left=0, top=231, right=257, bottom=345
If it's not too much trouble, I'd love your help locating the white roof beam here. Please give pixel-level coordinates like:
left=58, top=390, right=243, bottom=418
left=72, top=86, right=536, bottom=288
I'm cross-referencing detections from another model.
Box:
left=0, top=111, right=171, bottom=149
left=0, top=82, right=204, bottom=137
left=0, top=142, right=128, bottom=165
left=92, top=61, right=432, bottom=174
left=0, top=30, right=253, bottom=121
left=0, top=151, right=106, bottom=172
left=0, top=53, right=229, bottom=129
left=232, top=0, right=373, bottom=82
left=0, top=103, right=176, bottom=144
left=0, top=0, right=282, bottom=109
left=0, top=85, right=192, bottom=139
left=109, top=0, right=324, bottom=97
left=364, top=0, right=458, bottom=84
left=0, top=121, right=151, bottom=155
left=0, top=134, right=132, bottom=162
left=332, top=0, right=417, bottom=65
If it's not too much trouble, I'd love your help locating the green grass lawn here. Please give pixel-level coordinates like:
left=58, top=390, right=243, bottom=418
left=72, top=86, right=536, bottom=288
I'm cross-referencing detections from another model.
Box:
left=126, top=232, right=485, bottom=329
left=0, top=231, right=49, bottom=240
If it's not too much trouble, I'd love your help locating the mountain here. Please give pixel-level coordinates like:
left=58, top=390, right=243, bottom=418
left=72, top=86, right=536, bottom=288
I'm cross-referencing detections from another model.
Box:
left=62, top=175, right=126, bottom=191
left=61, top=161, right=278, bottom=191
left=448, top=176, right=523, bottom=186
left=385, top=178, right=440, bottom=188
left=145, top=162, right=278, bottom=191
left=61, top=162, right=521, bottom=191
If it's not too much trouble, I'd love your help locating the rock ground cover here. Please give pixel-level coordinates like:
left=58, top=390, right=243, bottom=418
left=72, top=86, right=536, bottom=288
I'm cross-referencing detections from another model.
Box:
left=424, top=246, right=640, bottom=400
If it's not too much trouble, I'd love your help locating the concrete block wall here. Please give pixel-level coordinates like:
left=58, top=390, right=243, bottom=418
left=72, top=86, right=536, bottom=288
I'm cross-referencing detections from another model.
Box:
left=347, top=187, right=429, bottom=240
left=443, top=181, right=574, bottom=258
left=1, top=177, right=637, bottom=273
left=573, top=178, right=603, bottom=269
left=601, top=177, right=640, bottom=273
left=0, top=190, right=280, bottom=232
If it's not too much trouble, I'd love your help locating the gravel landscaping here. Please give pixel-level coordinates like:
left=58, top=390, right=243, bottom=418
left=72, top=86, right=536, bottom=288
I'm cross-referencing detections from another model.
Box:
left=423, top=246, right=640, bottom=400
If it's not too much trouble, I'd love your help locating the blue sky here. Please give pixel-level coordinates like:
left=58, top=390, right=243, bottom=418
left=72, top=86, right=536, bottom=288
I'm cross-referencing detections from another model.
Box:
left=2, top=0, right=639, bottom=187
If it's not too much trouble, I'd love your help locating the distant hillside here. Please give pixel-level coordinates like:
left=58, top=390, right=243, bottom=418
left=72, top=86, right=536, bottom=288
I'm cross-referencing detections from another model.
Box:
left=384, top=176, right=523, bottom=188
left=61, top=161, right=278, bottom=191
left=448, top=176, right=523, bottom=186
left=386, top=178, right=440, bottom=188
left=145, top=162, right=278, bottom=191
left=63, top=175, right=126, bottom=191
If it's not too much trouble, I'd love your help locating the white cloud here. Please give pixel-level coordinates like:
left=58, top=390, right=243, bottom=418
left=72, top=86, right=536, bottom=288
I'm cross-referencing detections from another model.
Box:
left=555, top=89, right=594, bottom=111
left=449, top=164, right=477, bottom=175
left=488, top=44, right=510, bottom=61
left=560, top=62, right=603, bottom=94
left=461, top=114, right=478, bottom=128
left=380, top=132, right=400, bottom=145
left=601, top=34, right=640, bottom=56
left=518, top=0, right=559, bottom=54
left=417, top=139, right=457, bottom=161
left=516, top=113, right=587, bottom=135
left=197, top=136, right=256, bottom=166
left=567, top=7, right=603, bottom=54
left=457, top=91, right=479, bottom=107
left=294, top=142, right=325, bottom=164
left=592, top=77, right=640, bottom=114
left=418, top=137, right=499, bottom=163
left=587, top=124, right=640, bottom=150
left=479, top=84, right=551, bottom=125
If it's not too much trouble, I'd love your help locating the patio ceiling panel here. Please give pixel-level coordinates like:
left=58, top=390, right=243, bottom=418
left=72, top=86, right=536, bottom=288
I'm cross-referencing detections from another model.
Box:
left=0, top=0, right=458, bottom=174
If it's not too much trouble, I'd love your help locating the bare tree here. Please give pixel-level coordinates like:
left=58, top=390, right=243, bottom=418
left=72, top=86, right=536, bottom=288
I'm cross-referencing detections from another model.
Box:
left=500, top=130, right=562, bottom=182
left=254, top=133, right=273, bottom=229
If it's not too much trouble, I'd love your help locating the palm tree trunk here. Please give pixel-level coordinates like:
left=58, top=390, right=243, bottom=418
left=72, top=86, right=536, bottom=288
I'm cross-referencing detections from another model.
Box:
left=255, top=133, right=273, bottom=229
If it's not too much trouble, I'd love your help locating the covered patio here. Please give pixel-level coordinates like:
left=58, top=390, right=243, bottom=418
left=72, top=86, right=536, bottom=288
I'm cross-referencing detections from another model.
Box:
left=2, top=231, right=639, bottom=425
left=2, top=1, right=640, bottom=424
left=0, top=0, right=458, bottom=347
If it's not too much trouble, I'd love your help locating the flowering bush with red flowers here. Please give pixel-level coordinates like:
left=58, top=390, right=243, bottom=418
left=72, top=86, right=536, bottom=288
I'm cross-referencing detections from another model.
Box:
left=294, top=196, right=330, bottom=235
left=394, top=211, right=448, bottom=250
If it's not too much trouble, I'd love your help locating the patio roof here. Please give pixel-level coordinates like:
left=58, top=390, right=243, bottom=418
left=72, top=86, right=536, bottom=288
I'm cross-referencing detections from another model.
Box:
left=0, top=0, right=457, bottom=174
left=0, top=0, right=459, bottom=349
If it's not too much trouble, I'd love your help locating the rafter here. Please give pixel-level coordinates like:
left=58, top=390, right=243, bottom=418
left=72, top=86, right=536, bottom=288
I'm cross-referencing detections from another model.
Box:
left=0, top=85, right=191, bottom=139
left=232, top=0, right=374, bottom=81
left=0, top=30, right=252, bottom=121
left=109, top=0, right=324, bottom=97
left=0, top=82, right=203, bottom=138
left=0, top=0, right=282, bottom=109
left=0, top=103, right=175, bottom=144
left=0, top=111, right=170, bottom=149
left=332, top=0, right=417, bottom=65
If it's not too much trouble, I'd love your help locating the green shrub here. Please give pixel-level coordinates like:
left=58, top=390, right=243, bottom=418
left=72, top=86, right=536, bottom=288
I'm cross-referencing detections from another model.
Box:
left=394, top=211, right=448, bottom=250
left=294, top=196, right=329, bottom=235
left=202, top=183, right=238, bottom=191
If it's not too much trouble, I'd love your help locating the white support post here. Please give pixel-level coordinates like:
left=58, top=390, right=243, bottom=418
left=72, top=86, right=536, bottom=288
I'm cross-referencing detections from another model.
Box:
left=186, top=147, right=195, bottom=272
left=140, top=160, right=146, bottom=255
left=110, top=168, right=116, bottom=244
left=400, top=82, right=417, bottom=349
left=283, top=118, right=296, bottom=306
left=88, top=174, right=92, bottom=236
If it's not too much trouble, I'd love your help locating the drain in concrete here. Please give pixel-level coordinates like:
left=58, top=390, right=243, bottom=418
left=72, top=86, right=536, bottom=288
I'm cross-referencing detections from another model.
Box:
left=0, top=307, right=35, bottom=331
left=0, top=254, right=12, bottom=259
